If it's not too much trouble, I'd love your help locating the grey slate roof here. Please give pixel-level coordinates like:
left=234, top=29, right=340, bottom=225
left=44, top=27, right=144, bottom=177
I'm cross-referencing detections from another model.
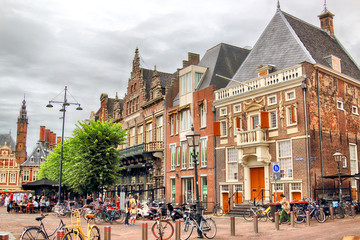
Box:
left=142, top=68, right=175, bottom=99
left=21, top=141, right=49, bottom=167
left=0, top=133, right=15, bottom=152
left=230, top=9, right=360, bottom=86
left=197, top=43, right=250, bottom=90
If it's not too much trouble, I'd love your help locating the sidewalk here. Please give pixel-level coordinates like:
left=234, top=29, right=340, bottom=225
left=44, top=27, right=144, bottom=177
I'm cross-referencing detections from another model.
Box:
left=1, top=206, right=360, bottom=239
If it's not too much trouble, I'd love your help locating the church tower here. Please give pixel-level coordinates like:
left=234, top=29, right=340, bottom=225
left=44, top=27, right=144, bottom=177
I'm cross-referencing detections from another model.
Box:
left=16, top=96, right=28, bottom=164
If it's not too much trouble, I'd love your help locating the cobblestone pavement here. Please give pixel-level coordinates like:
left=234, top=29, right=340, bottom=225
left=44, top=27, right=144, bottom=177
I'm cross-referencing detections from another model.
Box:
left=1, top=206, right=360, bottom=240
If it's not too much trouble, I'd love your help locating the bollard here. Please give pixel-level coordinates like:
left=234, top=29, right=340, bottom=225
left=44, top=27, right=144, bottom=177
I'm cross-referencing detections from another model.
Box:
left=330, top=207, right=334, bottom=220
left=104, top=226, right=111, bottom=240
left=0, top=233, right=9, bottom=240
left=351, top=205, right=355, bottom=217
left=306, top=211, right=310, bottom=226
left=320, top=208, right=324, bottom=221
left=56, top=230, right=65, bottom=240
left=275, top=212, right=280, bottom=231
left=253, top=215, right=258, bottom=233
left=175, top=220, right=181, bottom=240
left=142, top=223, right=148, bottom=240
left=230, top=216, right=235, bottom=236
left=291, top=211, right=295, bottom=227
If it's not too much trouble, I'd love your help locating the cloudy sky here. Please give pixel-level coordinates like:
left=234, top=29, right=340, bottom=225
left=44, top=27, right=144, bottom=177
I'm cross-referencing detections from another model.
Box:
left=1, top=0, right=360, bottom=153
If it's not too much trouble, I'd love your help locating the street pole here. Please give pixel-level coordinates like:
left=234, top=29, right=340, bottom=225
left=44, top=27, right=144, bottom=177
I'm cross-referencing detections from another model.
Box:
left=192, top=147, right=203, bottom=239
left=337, top=162, right=342, bottom=204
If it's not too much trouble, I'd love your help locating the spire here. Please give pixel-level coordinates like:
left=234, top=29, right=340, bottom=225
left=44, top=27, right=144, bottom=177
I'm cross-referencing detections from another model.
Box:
left=277, top=0, right=280, bottom=9
left=318, top=0, right=335, bottom=38
left=18, top=95, right=28, bottom=124
left=132, top=47, right=140, bottom=72
left=322, top=0, right=328, bottom=14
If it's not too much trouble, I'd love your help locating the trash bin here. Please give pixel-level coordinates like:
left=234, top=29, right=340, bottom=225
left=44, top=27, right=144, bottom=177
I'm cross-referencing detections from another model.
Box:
left=269, top=202, right=281, bottom=222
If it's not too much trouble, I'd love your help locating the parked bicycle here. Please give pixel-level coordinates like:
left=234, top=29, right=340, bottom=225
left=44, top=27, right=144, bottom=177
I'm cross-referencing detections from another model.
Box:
left=243, top=204, right=272, bottom=222
left=94, top=204, right=124, bottom=224
left=62, top=210, right=100, bottom=240
left=181, top=204, right=216, bottom=240
left=333, top=200, right=356, bottom=219
left=293, top=200, right=327, bottom=223
left=20, top=214, right=66, bottom=240
left=151, top=209, right=174, bottom=240
left=212, top=203, right=223, bottom=216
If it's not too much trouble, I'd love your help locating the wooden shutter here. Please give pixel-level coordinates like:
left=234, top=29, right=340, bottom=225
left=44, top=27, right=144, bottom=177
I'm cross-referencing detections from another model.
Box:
left=214, top=122, right=221, bottom=136
left=260, top=112, right=269, bottom=128
left=290, top=105, right=295, bottom=123
left=236, top=117, right=241, bottom=129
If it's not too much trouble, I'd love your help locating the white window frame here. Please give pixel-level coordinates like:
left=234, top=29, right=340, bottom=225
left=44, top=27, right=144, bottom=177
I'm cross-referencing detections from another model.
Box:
left=23, top=170, right=30, bottom=181
left=220, top=120, right=227, bottom=137
left=342, top=156, right=348, bottom=168
left=349, top=144, right=358, bottom=187
left=277, top=140, right=293, bottom=179
left=181, top=142, right=187, bottom=169
left=286, top=105, right=297, bottom=126
left=352, top=106, right=359, bottom=115
left=138, top=125, right=144, bottom=144
left=170, top=115, right=174, bottom=136
left=156, top=116, right=163, bottom=141
left=268, top=95, right=277, bottom=106
left=0, top=173, right=6, bottom=183
left=180, top=109, right=191, bottom=132
left=175, top=114, right=179, bottom=135
left=272, top=183, right=284, bottom=192
left=337, top=100, right=344, bottom=110
left=200, top=104, right=207, bottom=128
left=10, top=173, right=16, bottom=183
left=200, top=137, right=208, bottom=167
left=269, top=110, right=278, bottom=129
left=176, top=146, right=181, bottom=166
left=32, top=171, right=38, bottom=181
left=170, top=143, right=176, bottom=171
left=220, top=107, right=227, bottom=116
left=188, top=146, right=194, bottom=169
left=234, top=104, right=242, bottom=113
left=227, top=148, right=238, bottom=182
left=285, top=90, right=296, bottom=101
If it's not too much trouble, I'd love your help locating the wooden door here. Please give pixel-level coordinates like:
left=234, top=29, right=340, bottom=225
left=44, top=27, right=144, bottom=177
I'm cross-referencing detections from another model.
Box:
left=292, top=192, right=301, bottom=202
left=250, top=167, right=265, bottom=201
left=235, top=192, right=243, bottom=204
left=222, top=192, right=229, bottom=213
left=273, top=192, right=283, bottom=202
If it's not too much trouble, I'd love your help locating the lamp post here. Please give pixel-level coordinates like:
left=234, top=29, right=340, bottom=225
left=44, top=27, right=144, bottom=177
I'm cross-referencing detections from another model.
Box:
left=333, top=150, right=343, bottom=204
left=46, top=86, right=82, bottom=204
left=185, top=125, right=203, bottom=239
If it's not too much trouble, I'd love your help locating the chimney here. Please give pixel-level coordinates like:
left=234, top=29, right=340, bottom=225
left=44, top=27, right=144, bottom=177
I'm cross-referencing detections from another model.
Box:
left=40, top=126, right=46, bottom=143
left=318, top=10, right=335, bottom=38
left=182, top=52, right=200, bottom=68
left=49, top=131, right=54, bottom=149
left=45, top=129, right=50, bottom=148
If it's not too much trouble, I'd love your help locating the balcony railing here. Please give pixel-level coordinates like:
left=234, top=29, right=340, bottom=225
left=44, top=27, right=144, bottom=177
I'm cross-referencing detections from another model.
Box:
left=237, top=129, right=266, bottom=145
left=215, top=65, right=302, bottom=101
left=119, top=141, right=164, bottom=158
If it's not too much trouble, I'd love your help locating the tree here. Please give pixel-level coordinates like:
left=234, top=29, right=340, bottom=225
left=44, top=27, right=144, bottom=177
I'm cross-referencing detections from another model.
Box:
left=39, top=120, right=126, bottom=195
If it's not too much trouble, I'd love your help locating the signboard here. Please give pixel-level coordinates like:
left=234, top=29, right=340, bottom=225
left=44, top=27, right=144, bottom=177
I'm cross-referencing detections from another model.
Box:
left=273, top=172, right=281, bottom=180
left=271, top=162, right=280, bottom=173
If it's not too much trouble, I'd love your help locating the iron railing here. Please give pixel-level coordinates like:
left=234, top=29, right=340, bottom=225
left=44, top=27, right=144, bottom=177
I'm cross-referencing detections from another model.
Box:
left=119, top=141, right=164, bottom=158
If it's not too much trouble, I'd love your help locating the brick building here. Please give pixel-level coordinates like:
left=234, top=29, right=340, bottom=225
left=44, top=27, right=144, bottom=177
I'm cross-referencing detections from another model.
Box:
left=213, top=6, right=360, bottom=212
left=165, top=44, right=249, bottom=210
left=21, top=126, right=57, bottom=185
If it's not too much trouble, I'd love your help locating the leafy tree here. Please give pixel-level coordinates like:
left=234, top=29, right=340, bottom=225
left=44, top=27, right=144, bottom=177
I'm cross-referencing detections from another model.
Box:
left=39, top=120, right=126, bottom=195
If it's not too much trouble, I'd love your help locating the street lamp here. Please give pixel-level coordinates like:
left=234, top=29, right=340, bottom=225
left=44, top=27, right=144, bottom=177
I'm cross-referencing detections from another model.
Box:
left=185, top=125, right=203, bottom=238
left=47, top=86, right=82, bottom=204
left=333, top=150, right=343, bottom=204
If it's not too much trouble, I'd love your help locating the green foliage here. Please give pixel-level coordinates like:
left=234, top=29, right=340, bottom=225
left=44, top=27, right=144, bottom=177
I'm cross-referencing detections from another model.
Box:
left=39, top=120, right=126, bottom=195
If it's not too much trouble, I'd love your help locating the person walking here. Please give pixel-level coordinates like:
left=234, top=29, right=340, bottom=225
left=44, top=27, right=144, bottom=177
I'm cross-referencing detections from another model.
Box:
left=39, top=196, right=46, bottom=215
left=279, top=194, right=291, bottom=225
left=124, top=195, right=131, bottom=226
left=129, top=195, right=138, bottom=226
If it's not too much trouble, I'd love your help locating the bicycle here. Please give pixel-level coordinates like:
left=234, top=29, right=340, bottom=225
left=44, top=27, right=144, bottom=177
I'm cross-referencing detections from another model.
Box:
left=181, top=204, right=216, bottom=240
left=151, top=210, right=174, bottom=240
left=94, top=204, right=124, bottom=224
left=243, top=205, right=271, bottom=222
left=212, top=203, right=223, bottom=216
left=20, top=214, right=66, bottom=240
left=293, top=201, right=327, bottom=223
left=62, top=210, right=100, bottom=240
left=333, top=200, right=356, bottom=219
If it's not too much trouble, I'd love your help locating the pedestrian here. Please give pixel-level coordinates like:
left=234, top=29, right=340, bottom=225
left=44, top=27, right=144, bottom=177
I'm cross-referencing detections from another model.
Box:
left=279, top=194, right=291, bottom=225
left=4, top=194, right=10, bottom=208
left=124, top=195, right=131, bottom=226
left=129, top=195, right=138, bottom=226
left=39, top=196, right=46, bottom=215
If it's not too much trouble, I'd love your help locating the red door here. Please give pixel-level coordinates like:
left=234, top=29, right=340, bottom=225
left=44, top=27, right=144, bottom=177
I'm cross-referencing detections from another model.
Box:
left=222, top=193, right=229, bottom=213
left=250, top=167, right=265, bottom=201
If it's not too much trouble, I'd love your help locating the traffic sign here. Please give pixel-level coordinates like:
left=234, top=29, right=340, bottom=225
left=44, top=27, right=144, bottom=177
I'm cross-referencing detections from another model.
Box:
left=271, top=162, right=280, bottom=173
left=273, top=172, right=281, bottom=180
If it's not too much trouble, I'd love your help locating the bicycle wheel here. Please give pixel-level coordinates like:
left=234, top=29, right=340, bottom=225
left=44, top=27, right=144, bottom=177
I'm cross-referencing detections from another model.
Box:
left=63, top=230, right=85, bottom=240
left=151, top=220, right=174, bottom=240
left=266, top=210, right=274, bottom=222
left=315, top=210, right=327, bottom=223
left=202, top=218, right=217, bottom=239
left=180, top=219, right=195, bottom=240
left=20, top=227, right=46, bottom=240
left=258, top=211, right=267, bottom=222
left=293, top=209, right=306, bottom=223
left=345, top=205, right=356, bottom=218
left=113, top=210, right=125, bottom=223
left=94, top=211, right=106, bottom=224
left=335, top=207, right=345, bottom=219
left=89, top=225, right=101, bottom=240
left=243, top=210, right=254, bottom=221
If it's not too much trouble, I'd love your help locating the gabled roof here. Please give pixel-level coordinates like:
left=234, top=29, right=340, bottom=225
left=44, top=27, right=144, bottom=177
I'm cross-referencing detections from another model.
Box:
left=21, top=141, right=48, bottom=167
left=230, top=9, right=360, bottom=86
left=142, top=68, right=175, bottom=99
left=0, top=133, right=15, bottom=152
left=197, top=43, right=250, bottom=90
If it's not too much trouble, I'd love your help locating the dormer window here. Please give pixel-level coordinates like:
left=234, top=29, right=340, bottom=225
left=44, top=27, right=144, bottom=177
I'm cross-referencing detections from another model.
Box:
left=256, top=64, right=274, bottom=77
left=324, top=55, right=341, bottom=72
left=30, top=156, right=34, bottom=163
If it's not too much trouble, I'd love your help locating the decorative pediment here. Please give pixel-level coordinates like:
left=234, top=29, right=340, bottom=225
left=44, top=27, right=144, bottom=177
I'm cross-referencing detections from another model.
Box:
left=244, top=97, right=265, bottom=112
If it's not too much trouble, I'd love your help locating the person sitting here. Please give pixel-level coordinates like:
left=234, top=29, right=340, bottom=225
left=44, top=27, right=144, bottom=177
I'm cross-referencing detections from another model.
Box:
left=27, top=200, right=34, bottom=213
left=32, top=199, right=39, bottom=212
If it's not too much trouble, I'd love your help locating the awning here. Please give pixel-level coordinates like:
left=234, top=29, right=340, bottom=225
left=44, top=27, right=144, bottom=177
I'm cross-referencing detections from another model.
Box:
left=22, top=178, right=59, bottom=190
left=322, top=173, right=356, bottom=179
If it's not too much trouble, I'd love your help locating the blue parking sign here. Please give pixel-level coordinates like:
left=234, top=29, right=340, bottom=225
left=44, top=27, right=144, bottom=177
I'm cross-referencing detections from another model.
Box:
left=272, top=162, right=280, bottom=173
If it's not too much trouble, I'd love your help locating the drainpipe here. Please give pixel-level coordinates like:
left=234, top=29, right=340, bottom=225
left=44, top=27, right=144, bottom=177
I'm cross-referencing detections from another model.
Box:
left=212, top=105, right=217, bottom=205
left=316, top=69, right=325, bottom=191
left=301, top=79, right=311, bottom=199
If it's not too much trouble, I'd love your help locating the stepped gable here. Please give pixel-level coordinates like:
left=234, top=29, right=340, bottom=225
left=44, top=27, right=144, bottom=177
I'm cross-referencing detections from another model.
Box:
left=230, top=9, right=360, bottom=86
left=0, top=133, right=15, bottom=151
left=142, top=68, right=175, bottom=98
left=198, top=43, right=250, bottom=90
left=283, top=11, right=360, bottom=80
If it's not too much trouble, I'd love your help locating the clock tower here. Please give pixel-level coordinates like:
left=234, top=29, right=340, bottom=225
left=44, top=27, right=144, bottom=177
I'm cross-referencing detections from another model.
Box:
left=16, top=97, right=28, bottom=164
